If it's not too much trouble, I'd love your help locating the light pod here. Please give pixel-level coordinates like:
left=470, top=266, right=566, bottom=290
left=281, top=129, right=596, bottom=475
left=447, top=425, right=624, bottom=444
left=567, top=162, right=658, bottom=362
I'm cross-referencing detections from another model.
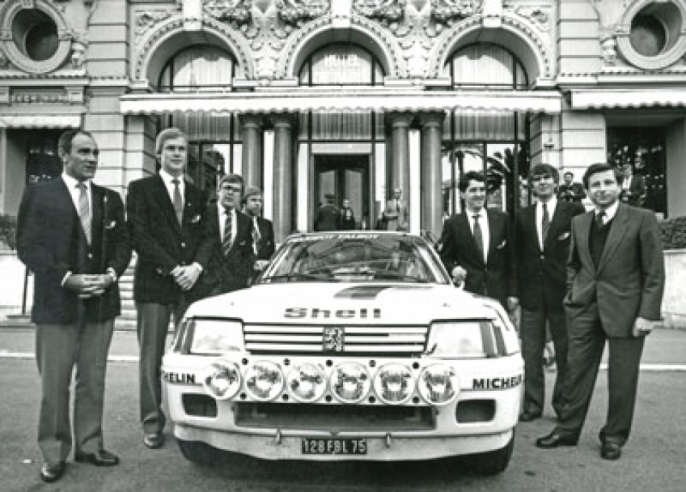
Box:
left=202, top=360, right=242, bottom=400
left=417, top=364, right=459, bottom=406
left=330, top=362, right=371, bottom=403
left=286, top=363, right=327, bottom=403
left=245, top=361, right=285, bottom=401
left=373, top=363, right=415, bottom=405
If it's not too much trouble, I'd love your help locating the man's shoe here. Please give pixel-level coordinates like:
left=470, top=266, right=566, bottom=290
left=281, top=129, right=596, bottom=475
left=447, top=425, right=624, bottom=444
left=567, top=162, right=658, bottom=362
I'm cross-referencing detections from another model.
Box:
left=535, top=431, right=578, bottom=449
left=601, top=442, right=622, bottom=460
left=520, top=410, right=543, bottom=422
left=40, top=461, right=65, bottom=483
left=75, top=449, right=120, bottom=467
left=143, top=433, right=165, bottom=449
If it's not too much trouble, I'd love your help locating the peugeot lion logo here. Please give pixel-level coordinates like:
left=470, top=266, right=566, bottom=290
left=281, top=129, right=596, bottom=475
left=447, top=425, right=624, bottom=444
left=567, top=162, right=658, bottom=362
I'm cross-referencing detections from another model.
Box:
left=323, top=327, right=345, bottom=353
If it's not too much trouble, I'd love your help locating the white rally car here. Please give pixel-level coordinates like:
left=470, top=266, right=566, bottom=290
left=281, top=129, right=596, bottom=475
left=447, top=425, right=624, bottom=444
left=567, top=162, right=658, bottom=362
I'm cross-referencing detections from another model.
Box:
left=162, top=231, right=523, bottom=475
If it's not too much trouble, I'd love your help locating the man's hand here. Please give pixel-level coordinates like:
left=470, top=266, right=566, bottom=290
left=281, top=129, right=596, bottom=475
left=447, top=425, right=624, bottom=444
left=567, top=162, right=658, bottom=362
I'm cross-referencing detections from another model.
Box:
left=64, top=274, right=106, bottom=299
left=173, top=264, right=202, bottom=291
left=254, top=260, right=269, bottom=272
left=632, top=317, right=659, bottom=337
left=451, top=266, right=467, bottom=286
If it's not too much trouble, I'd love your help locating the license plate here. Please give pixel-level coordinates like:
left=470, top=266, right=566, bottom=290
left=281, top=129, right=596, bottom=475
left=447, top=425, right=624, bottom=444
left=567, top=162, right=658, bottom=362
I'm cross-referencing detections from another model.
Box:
left=302, top=438, right=367, bottom=455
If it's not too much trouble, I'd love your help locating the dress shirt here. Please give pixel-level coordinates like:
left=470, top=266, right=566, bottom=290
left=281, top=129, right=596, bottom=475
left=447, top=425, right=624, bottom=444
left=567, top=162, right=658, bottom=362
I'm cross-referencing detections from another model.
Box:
left=467, top=208, right=490, bottom=264
left=596, top=200, right=619, bottom=224
left=536, top=197, right=557, bottom=250
left=62, top=173, right=92, bottom=219
left=218, top=203, right=237, bottom=242
left=159, top=169, right=185, bottom=208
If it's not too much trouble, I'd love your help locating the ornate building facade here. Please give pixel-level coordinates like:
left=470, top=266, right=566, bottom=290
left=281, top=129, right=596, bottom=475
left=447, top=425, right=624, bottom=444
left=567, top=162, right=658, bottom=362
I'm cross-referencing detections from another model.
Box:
left=1, top=0, right=686, bottom=248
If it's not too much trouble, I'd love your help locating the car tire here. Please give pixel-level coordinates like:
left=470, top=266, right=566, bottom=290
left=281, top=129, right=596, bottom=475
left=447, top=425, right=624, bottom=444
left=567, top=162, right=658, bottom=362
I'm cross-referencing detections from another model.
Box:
left=462, top=432, right=515, bottom=476
left=177, top=438, right=222, bottom=466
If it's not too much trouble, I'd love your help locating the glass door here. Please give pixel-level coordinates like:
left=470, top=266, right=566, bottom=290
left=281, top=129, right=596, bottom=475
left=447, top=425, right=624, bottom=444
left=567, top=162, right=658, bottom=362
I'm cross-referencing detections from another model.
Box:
left=314, top=155, right=370, bottom=230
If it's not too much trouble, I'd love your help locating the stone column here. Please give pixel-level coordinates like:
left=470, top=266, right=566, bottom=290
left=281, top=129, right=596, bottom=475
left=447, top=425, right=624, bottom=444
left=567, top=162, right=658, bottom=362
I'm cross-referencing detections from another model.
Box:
left=240, top=114, right=264, bottom=188
left=388, top=112, right=413, bottom=207
left=272, top=114, right=294, bottom=243
left=420, top=112, right=444, bottom=238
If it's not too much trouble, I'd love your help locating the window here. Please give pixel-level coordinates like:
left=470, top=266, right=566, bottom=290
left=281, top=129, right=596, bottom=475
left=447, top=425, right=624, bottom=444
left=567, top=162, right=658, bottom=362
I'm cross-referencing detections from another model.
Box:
left=13, top=9, right=58, bottom=62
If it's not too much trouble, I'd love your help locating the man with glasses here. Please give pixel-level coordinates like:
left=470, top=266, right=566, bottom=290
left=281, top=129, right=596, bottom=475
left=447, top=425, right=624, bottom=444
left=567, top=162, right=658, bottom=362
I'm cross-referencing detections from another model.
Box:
left=127, top=127, right=213, bottom=450
left=514, top=164, right=585, bottom=423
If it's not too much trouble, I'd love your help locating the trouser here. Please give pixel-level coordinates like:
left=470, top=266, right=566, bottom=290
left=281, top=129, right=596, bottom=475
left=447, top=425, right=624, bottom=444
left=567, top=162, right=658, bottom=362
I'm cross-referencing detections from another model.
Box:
left=36, top=319, right=115, bottom=464
left=520, top=307, right=568, bottom=416
left=556, top=304, right=645, bottom=446
left=136, top=301, right=188, bottom=434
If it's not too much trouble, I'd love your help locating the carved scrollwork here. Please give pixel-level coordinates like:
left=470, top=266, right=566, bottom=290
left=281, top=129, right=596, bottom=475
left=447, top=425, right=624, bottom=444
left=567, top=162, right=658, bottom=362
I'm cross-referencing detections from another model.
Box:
left=203, top=0, right=252, bottom=27
left=353, top=0, right=406, bottom=26
left=276, top=0, right=330, bottom=27
left=135, top=10, right=174, bottom=41
left=513, top=5, right=550, bottom=32
left=430, top=0, right=480, bottom=27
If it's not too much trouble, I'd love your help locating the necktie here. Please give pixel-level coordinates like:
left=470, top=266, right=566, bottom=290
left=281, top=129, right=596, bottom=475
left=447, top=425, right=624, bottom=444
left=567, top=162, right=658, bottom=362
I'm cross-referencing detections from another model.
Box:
left=222, top=209, right=233, bottom=257
left=77, top=183, right=91, bottom=244
left=172, top=178, right=183, bottom=226
left=396, top=200, right=400, bottom=214
left=473, top=215, right=484, bottom=262
left=596, top=211, right=606, bottom=227
left=542, top=203, right=550, bottom=243
left=252, top=217, right=261, bottom=255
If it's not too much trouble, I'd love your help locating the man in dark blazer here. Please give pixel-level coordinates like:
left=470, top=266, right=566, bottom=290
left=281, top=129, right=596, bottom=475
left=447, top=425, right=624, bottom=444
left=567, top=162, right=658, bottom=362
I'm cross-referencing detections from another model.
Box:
left=515, top=164, right=585, bottom=422
left=558, top=171, right=586, bottom=203
left=17, top=130, right=131, bottom=482
left=536, top=163, right=665, bottom=461
left=197, top=173, right=255, bottom=295
left=315, top=193, right=339, bottom=231
left=620, top=164, right=647, bottom=207
left=243, top=186, right=275, bottom=262
left=126, top=128, right=213, bottom=450
left=439, top=171, right=518, bottom=310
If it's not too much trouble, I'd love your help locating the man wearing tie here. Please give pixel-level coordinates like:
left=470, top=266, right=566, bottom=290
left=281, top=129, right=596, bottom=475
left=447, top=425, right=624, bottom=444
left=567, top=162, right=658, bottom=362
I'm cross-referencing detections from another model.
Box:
left=382, top=187, right=409, bottom=231
left=619, top=164, right=646, bottom=207
left=126, top=128, right=213, bottom=450
left=514, top=164, right=585, bottom=422
left=242, top=186, right=275, bottom=272
left=198, top=174, right=255, bottom=295
left=536, top=163, right=664, bottom=460
left=17, top=130, right=132, bottom=482
left=439, top=171, right=518, bottom=311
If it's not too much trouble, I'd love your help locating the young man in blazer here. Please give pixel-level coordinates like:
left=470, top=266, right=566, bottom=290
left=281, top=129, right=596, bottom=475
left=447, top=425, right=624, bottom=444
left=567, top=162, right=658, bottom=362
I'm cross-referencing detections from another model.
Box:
left=439, top=171, right=518, bottom=311
left=514, top=164, right=585, bottom=422
left=126, top=128, right=213, bottom=450
left=536, top=163, right=665, bottom=460
left=243, top=186, right=275, bottom=262
left=620, top=164, right=647, bottom=207
left=17, top=130, right=132, bottom=482
left=198, top=173, right=255, bottom=295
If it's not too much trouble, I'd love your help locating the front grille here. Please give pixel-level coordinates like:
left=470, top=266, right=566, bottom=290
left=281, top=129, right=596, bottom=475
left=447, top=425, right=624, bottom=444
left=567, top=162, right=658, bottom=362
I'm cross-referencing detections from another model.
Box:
left=182, top=394, right=218, bottom=418
left=234, top=402, right=435, bottom=431
left=244, top=324, right=428, bottom=354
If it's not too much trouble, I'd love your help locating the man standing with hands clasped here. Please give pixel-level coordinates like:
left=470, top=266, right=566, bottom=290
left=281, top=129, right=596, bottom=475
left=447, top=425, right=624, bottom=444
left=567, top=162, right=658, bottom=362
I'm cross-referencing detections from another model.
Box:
left=17, top=130, right=132, bottom=482
left=243, top=186, right=275, bottom=272
left=127, top=128, right=212, bottom=450
left=536, top=163, right=665, bottom=461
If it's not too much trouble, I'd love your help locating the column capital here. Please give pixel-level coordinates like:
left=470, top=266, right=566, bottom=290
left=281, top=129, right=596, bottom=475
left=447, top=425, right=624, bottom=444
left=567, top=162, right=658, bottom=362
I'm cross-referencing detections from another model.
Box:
left=239, top=113, right=266, bottom=129
left=419, top=112, right=445, bottom=129
left=271, top=112, right=296, bottom=128
left=387, top=112, right=415, bottom=128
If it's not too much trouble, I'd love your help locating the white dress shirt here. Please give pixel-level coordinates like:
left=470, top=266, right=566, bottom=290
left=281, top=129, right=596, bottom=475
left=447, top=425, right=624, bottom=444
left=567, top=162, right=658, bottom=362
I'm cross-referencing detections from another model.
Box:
left=467, top=208, right=490, bottom=263
left=536, top=197, right=557, bottom=250
left=596, top=200, right=619, bottom=224
left=159, top=169, right=185, bottom=207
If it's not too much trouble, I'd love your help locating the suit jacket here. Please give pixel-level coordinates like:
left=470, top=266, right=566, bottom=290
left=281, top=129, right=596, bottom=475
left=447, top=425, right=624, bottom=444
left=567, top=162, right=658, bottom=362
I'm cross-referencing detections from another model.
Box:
left=253, top=216, right=275, bottom=261
left=558, top=182, right=586, bottom=203
left=126, top=175, right=212, bottom=304
left=17, top=178, right=132, bottom=324
left=315, top=204, right=339, bottom=231
left=620, top=175, right=646, bottom=207
left=564, top=203, right=665, bottom=337
left=383, top=198, right=409, bottom=231
left=196, top=204, right=255, bottom=296
left=515, top=201, right=586, bottom=311
left=439, top=208, right=516, bottom=306
left=338, top=207, right=356, bottom=230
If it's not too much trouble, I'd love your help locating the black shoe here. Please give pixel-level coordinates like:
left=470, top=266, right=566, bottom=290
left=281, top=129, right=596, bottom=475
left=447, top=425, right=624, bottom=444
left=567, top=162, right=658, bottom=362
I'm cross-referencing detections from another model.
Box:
left=40, top=461, right=66, bottom=483
left=601, top=442, right=622, bottom=460
left=75, top=449, right=120, bottom=466
left=535, top=431, right=578, bottom=449
left=143, top=433, right=165, bottom=449
left=520, top=410, right=543, bottom=422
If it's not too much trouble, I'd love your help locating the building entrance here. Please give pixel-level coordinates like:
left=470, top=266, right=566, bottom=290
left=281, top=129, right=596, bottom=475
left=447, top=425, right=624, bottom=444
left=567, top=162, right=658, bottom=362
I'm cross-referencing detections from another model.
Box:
left=314, top=155, right=371, bottom=230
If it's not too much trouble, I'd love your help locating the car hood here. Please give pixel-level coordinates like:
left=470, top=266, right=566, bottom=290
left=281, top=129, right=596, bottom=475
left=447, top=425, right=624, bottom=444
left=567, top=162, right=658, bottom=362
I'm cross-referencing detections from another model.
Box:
left=185, top=282, right=498, bottom=325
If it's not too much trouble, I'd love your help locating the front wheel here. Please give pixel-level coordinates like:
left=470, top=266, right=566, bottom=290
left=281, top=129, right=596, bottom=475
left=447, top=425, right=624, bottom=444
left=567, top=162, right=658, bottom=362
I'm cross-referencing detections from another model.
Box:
left=462, top=432, right=515, bottom=476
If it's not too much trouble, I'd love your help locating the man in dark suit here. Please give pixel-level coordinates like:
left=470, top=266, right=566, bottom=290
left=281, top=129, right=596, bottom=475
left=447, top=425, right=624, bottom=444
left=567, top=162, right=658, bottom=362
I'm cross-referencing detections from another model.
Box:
left=382, top=187, right=409, bottom=231
left=242, top=186, right=275, bottom=273
left=198, top=174, right=255, bottom=295
left=17, top=130, right=131, bottom=482
left=315, top=193, right=339, bottom=231
left=439, top=171, right=518, bottom=310
left=536, top=163, right=665, bottom=460
left=515, top=164, right=585, bottom=422
left=620, top=164, right=647, bottom=207
left=338, top=198, right=356, bottom=230
left=126, top=128, right=213, bottom=450
left=558, top=171, right=586, bottom=203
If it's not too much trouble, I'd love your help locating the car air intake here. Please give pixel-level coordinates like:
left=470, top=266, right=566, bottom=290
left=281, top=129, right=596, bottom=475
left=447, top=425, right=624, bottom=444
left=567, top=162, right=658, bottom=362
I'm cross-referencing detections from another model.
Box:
left=455, top=400, right=496, bottom=423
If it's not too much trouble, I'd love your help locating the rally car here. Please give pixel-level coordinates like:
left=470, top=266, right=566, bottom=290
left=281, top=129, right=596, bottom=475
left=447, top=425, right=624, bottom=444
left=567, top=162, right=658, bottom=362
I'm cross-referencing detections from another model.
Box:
left=162, top=231, right=523, bottom=475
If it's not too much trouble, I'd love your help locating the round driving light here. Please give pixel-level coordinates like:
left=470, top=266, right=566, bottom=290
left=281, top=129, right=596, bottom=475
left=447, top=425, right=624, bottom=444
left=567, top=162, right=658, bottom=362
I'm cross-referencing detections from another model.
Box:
left=418, top=365, right=459, bottom=406
left=287, top=363, right=327, bottom=402
left=330, top=362, right=371, bottom=403
left=373, top=363, right=415, bottom=405
left=202, top=360, right=242, bottom=400
left=245, top=361, right=285, bottom=401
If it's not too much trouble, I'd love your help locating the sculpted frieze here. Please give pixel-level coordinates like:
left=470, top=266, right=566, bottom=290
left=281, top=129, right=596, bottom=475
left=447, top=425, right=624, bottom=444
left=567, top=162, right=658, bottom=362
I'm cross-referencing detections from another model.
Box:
left=204, top=0, right=252, bottom=28
left=276, top=0, right=330, bottom=27
left=353, top=0, right=406, bottom=27
left=135, top=10, right=175, bottom=41
left=430, top=0, right=481, bottom=27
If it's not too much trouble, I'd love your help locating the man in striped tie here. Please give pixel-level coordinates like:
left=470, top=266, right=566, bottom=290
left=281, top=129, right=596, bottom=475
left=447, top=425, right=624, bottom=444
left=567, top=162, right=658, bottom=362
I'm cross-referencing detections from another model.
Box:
left=16, top=130, right=132, bottom=482
left=242, top=186, right=275, bottom=274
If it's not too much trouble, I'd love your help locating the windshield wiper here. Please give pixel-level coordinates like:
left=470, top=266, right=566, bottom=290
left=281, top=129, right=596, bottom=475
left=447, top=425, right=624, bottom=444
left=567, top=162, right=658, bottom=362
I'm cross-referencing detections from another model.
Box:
left=260, top=273, right=331, bottom=283
left=373, top=272, right=428, bottom=283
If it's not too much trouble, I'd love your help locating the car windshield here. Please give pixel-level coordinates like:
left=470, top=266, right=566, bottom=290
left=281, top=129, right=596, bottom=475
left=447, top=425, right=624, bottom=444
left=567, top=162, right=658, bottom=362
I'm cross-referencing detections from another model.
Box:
left=259, top=233, right=450, bottom=284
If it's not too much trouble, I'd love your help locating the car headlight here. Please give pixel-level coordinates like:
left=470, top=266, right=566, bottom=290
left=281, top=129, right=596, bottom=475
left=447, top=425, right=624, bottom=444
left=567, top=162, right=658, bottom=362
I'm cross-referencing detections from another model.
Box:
left=330, top=362, right=371, bottom=404
left=245, top=361, right=285, bottom=401
left=373, top=363, right=415, bottom=405
left=202, top=360, right=242, bottom=400
left=426, top=321, right=490, bottom=358
left=417, top=364, right=459, bottom=406
left=189, top=318, right=245, bottom=355
left=286, top=363, right=327, bottom=403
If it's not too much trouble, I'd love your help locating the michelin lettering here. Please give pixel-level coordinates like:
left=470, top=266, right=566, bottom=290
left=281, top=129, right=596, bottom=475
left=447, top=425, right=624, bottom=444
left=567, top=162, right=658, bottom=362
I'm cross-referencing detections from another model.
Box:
left=472, top=375, right=523, bottom=390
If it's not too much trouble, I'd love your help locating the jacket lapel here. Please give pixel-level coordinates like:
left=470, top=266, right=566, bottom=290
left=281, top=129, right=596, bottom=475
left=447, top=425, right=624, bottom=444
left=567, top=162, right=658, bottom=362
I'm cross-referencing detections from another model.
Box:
left=526, top=206, right=541, bottom=252
left=597, top=204, right=630, bottom=273
left=57, top=178, right=90, bottom=246
left=181, top=185, right=199, bottom=230
left=90, top=184, right=104, bottom=251
left=152, top=174, right=181, bottom=235
left=486, top=210, right=497, bottom=264
left=459, top=213, right=483, bottom=266
left=576, top=211, right=595, bottom=271
left=543, top=203, right=565, bottom=251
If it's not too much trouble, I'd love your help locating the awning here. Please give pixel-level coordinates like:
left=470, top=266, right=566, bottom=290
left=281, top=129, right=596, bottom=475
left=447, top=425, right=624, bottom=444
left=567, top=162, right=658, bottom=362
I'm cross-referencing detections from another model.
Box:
left=572, top=89, right=686, bottom=109
left=120, top=89, right=562, bottom=115
left=0, top=115, right=82, bottom=129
